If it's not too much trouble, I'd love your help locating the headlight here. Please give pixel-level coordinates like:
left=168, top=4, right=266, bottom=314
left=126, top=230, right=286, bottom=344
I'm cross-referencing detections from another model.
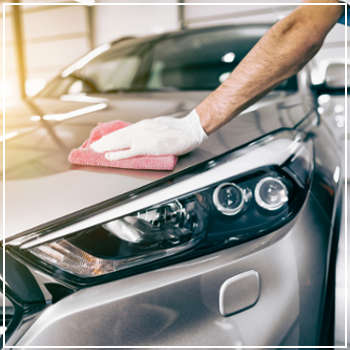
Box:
left=6, top=131, right=313, bottom=286
left=29, top=196, right=208, bottom=278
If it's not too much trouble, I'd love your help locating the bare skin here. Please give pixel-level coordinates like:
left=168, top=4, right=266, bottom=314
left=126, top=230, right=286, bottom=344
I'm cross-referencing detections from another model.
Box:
left=197, top=0, right=345, bottom=134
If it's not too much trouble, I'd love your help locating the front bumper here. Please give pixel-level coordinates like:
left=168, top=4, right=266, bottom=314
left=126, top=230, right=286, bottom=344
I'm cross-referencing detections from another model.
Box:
left=2, top=190, right=335, bottom=347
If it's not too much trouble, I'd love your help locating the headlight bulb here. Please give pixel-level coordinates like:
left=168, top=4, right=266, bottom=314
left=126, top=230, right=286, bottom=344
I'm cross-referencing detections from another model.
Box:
left=254, top=176, right=288, bottom=211
left=213, top=182, right=251, bottom=216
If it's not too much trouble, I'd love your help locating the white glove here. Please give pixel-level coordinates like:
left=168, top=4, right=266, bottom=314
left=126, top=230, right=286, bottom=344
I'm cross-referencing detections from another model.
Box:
left=90, top=109, right=208, bottom=161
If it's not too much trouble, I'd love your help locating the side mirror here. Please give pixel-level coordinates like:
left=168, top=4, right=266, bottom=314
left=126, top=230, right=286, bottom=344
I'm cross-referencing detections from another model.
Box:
left=311, top=60, right=350, bottom=95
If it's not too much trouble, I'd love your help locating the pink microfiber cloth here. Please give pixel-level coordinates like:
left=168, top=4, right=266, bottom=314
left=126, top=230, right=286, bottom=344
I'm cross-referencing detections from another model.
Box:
left=68, top=120, right=178, bottom=171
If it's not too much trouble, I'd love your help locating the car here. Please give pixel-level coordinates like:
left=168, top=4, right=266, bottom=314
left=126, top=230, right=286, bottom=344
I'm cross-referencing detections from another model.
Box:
left=312, top=59, right=349, bottom=347
left=0, top=24, right=345, bottom=347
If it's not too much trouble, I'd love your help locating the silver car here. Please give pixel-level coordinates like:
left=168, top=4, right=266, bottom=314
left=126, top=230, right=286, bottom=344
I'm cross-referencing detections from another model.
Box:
left=1, top=24, right=344, bottom=347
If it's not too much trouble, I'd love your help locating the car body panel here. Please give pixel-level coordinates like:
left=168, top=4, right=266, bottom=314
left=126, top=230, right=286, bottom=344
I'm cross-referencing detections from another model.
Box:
left=3, top=91, right=309, bottom=237
left=3, top=114, right=342, bottom=346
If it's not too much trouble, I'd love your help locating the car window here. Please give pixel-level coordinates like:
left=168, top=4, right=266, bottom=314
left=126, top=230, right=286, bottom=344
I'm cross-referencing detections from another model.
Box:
left=39, top=26, right=297, bottom=96
left=39, top=41, right=148, bottom=96
left=148, top=28, right=264, bottom=90
left=78, top=55, right=141, bottom=91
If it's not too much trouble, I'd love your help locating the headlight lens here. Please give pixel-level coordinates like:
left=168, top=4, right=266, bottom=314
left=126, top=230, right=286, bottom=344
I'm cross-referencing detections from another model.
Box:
left=254, top=177, right=289, bottom=211
left=7, top=132, right=313, bottom=285
left=212, top=183, right=251, bottom=216
left=29, top=197, right=208, bottom=278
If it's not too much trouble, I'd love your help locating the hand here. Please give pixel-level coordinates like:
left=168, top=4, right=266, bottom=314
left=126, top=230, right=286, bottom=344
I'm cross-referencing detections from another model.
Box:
left=90, top=109, right=208, bottom=161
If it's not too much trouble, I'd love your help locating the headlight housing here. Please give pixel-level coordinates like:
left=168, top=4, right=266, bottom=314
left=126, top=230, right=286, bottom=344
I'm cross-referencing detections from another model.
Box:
left=6, top=131, right=313, bottom=286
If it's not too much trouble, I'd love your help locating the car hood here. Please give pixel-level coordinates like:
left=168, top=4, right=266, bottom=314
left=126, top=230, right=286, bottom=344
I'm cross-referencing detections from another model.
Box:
left=2, top=91, right=312, bottom=237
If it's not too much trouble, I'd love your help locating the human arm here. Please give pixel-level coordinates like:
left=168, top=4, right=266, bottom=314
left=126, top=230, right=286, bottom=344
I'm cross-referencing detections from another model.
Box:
left=197, top=0, right=345, bottom=134
left=91, top=0, right=345, bottom=160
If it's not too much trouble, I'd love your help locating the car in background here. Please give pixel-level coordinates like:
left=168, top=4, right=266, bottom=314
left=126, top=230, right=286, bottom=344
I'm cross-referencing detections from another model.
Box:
left=0, top=24, right=345, bottom=347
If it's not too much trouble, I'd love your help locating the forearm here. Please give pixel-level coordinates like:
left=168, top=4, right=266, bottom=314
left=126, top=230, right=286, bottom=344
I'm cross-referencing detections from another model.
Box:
left=197, top=0, right=344, bottom=134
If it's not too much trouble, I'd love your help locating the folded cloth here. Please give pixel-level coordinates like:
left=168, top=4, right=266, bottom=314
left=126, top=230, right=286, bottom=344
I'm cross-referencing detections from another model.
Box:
left=68, top=120, right=178, bottom=170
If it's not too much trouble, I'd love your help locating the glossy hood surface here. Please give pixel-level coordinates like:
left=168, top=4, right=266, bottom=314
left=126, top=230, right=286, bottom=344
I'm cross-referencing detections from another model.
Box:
left=2, top=91, right=312, bottom=237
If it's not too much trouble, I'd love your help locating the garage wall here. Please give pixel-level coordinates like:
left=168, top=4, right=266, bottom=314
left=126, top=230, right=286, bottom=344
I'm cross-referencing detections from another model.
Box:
left=22, top=5, right=91, bottom=93
left=0, top=3, right=91, bottom=102
left=94, top=0, right=179, bottom=45
left=0, top=8, right=17, bottom=104
left=184, top=0, right=294, bottom=26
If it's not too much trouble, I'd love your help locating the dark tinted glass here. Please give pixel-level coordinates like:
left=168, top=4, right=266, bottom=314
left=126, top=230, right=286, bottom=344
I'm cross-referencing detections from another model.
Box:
left=40, top=26, right=297, bottom=96
left=146, top=27, right=268, bottom=90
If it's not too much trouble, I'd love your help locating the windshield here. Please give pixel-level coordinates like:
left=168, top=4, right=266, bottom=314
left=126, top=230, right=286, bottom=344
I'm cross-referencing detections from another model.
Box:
left=40, top=25, right=297, bottom=96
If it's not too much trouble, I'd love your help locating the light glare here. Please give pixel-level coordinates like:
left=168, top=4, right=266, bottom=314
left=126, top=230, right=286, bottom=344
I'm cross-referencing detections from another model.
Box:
left=221, top=52, right=235, bottom=63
